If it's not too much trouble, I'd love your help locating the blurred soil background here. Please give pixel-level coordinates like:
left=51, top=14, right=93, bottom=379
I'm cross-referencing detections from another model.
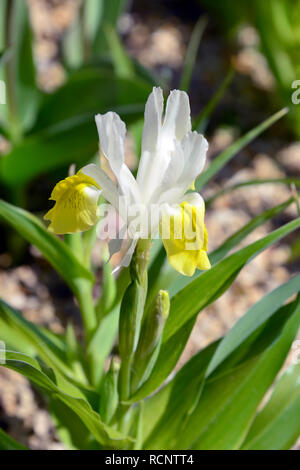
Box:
left=0, top=0, right=299, bottom=449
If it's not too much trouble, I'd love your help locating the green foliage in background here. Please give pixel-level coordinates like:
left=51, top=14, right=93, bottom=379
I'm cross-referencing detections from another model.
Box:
left=199, top=0, right=300, bottom=135
left=0, top=0, right=155, bottom=203
left=1, top=103, right=300, bottom=448
left=0, top=0, right=299, bottom=451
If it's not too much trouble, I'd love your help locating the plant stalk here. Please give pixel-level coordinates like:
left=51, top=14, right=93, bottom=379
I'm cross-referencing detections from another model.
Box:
left=114, top=239, right=151, bottom=429
left=75, top=279, right=97, bottom=341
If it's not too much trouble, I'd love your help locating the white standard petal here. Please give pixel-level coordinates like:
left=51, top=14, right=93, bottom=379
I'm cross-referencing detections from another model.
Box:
left=162, top=89, right=191, bottom=144
left=95, top=112, right=141, bottom=206
left=140, top=87, right=164, bottom=157
left=95, top=112, right=126, bottom=175
left=137, top=89, right=193, bottom=204
left=136, top=87, right=164, bottom=194
left=152, top=133, right=208, bottom=206
left=179, top=131, right=208, bottom=186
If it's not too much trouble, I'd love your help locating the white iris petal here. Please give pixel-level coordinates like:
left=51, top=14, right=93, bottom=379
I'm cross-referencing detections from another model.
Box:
left=47, top=86, right=209, bottom=273
left=94, top=87, right=209, bottom=268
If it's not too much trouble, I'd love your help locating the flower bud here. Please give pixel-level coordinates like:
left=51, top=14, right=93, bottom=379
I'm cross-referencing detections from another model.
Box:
left=118, top=280, right=141, bottom=360
left=131, top=290, right=170, bottom=393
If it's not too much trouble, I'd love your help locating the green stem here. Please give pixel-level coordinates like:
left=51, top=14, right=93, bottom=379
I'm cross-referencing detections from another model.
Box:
left=118, top=356, right=132, bottom=403
left=65, top=234, right=97, bottom=342
left=95, top=245, right=117, bottom=322
left=115, top=239, right=151, bottom=430
left=64, top=233, right=83, bottom=260
left=75, top=279, right=97, bottom=340
left=82, top=225, right=98, bottom=269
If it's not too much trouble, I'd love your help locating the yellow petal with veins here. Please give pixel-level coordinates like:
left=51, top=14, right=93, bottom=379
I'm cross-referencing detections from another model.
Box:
left=44, top=172, right=102, bottom=234
left=160, top=201, right=211, bottom=276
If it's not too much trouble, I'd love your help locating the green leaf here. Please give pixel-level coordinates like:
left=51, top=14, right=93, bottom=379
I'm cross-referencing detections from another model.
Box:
left=50, top=399, right=97, bottom=450
left=178, top=299, right=300, bottom=449
left=104, top=25, right=135, bottom=78
left=180, top=16, right=207, bottom=92
left=1, top=116, right=98, bottom=186
left=168, top=197, right=295, bottom=296
left=93, top=0, right=128, bottom=55
left=143, top=273, right=300, bottom=448
left=166, top=218, right=300, bottom=342
left=96, top=249, right=117, bottom=318
left=31, top=68, right=151, bottom=133
left=0, top=48, right=9, bottom=67
left=0, top=1, right=7, bottom=52
left=195, top=107, right=289, bottom=191
left=3, top=0, right=40, bottom=135
left=142, top=340, right=219, bottom=448
left=210, top=197, right=295, bottom=265
left=206, top=273, right=300, bottom=377
left=144, top=297, right=300, bottom=449
left=147, top=197, right=295, bottom=304
left=206, top=178, right=300, bottom=206
left=0, top=200, right=93, bottom=295
left=0, top=299, right=69, bottom=375
left=1, top=351, right=131, bottom=448
left=0, top=300, right=98, bottom=404
left=130, top=218, right=300, bottom=402
left=62, top=6, right=85, bottom=69
left=0, top=315, right=36, bottom=355
left=83, top=0, right=104, bottom=47
left=194, top=67, right=234, bottom=133
left=1, top=69, right=152, bottom=186
left=0, top=427, right=27, bottom=450
left=87, top=305, right=120, bottom=387
left=241, top=362, right=300, bottom=450
left=13, top=0, right=40, bottom=131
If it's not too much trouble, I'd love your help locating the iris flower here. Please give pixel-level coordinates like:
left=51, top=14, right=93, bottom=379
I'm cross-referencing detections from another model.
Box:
left=45, top=87, right=211, bottom=276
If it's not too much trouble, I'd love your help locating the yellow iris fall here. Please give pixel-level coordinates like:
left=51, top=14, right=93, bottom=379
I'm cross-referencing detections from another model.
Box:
left=160, top=201, right=211, bottom=276
left=44, top=172, right=101, bottom=234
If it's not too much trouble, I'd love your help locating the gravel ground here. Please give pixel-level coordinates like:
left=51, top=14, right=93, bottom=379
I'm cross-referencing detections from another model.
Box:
left=0, top=0, right=299, bottom=450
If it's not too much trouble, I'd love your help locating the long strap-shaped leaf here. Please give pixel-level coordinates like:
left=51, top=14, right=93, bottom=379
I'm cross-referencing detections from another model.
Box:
left=142, top=340, right=219, bottom=448
left=241, top=361, right=300, bottom=450
left=1, top=351, right=131, bottom=449
left=0, top=427, right=28, bottom=450
left=206, top=177, right=300, bottom=206
left=142, top=276, right=300, bottom=448
left=168, top=197, right=295, bottom=296
left=179, top=300, right=300, bottom=450
left=0, top=299, right=95, bottom=395
left=205, top=273, right=300, bottom=377
left=195, top=107, right=288, bottom=190
left=0, top=299, right=67, bottom=372
left=194, top=67, right=234, bottom=133
left=148, top=197, right=295, bottom=304
left=130, top=218, right=300, bottom=402
left=0, top=200, right=93, bottom=296
left=166, top=218, right=300, bottom=341
left=180, top=16, right=207, bottom=92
